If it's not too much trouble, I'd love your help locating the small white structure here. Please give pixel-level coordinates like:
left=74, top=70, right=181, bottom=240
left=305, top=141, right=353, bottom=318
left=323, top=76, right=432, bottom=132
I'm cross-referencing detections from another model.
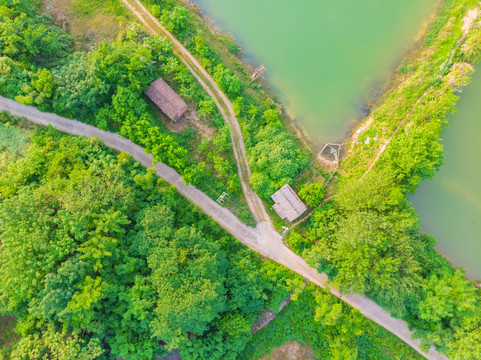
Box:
left=271, top=184, right=307, bottom=222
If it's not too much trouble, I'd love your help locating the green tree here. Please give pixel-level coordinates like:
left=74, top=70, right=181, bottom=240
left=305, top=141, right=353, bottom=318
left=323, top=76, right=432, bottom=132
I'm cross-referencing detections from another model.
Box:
left=448, top=316, right=481, bottom=360
left=337, top=169, right=404, bottom=212
left=14, top=68, right=54, bottom=107
left=8, top=326, right=103, bottom=360
left=161, top=7, right=191, bottom=39
left=306, top=210, right=422, bottom=315
left=383, top=121, right=445, bottom=192
left=212, top=64, right=244, bottom=98
left=298, top=182, right=324, bottom=207
left=149, top=226, right=228, bottom=349
left=0, top=7, right=72, bottom=67
left=248, top=125, right=308, bottom=199
left=414, top=270, right=479, bottom=352
left=52, top=53, right=109, bottom=119
left=262, top=108, right=281, bottom=126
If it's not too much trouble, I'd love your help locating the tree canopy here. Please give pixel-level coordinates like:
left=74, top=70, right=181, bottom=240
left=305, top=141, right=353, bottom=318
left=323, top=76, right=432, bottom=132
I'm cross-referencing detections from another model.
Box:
left=0, top=121, right=300, bottom=360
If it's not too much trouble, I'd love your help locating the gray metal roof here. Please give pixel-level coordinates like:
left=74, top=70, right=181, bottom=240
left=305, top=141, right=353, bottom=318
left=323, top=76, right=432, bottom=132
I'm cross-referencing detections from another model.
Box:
left=271, top=184, right=307, bottom=222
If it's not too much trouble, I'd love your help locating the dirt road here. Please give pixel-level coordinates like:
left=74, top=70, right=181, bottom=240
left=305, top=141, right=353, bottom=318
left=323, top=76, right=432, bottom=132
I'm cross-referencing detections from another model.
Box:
left=0, top=97, right=446, bottom=360
left=121, top=0, right=271, bottom=226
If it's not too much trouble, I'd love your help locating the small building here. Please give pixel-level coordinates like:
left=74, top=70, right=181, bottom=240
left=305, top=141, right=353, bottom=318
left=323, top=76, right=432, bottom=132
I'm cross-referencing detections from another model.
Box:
left=271, top=184, right=307, bottom=222
left=144, top=77, right=188, bottom=121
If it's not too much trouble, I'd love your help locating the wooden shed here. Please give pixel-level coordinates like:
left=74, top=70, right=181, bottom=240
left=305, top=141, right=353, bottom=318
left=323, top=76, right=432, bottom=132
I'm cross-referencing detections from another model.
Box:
left=144, top=77, right=188, bottom=121
left=271, top=184, right=307, bottom=222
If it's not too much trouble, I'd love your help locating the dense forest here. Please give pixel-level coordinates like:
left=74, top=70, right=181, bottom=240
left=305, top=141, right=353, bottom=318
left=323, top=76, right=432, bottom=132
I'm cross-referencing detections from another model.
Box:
left=0, top=115, right=297, bottom=359
left=1, top=0, right=481, bottom=359
left=0, top=114, right=423, bottom=359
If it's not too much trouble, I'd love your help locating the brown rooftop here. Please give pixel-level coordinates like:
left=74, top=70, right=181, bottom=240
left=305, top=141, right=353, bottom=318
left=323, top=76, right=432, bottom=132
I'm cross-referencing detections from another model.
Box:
left=271, top=184, right=307, bottom=222
left=144, top=77, right=188, bottom=121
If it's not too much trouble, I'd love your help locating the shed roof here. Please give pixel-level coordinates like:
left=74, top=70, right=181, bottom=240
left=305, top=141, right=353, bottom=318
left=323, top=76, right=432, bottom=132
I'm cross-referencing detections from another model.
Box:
left=271, top=184, right=307, bottom=222
left=144, top=77, right=188, bottom=121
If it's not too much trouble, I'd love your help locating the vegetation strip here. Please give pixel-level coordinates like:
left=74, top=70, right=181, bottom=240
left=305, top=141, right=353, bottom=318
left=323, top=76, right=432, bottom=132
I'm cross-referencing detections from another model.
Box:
left=361, top=2, right=481, bottom=178
left=121, top=0, right=271, bottom=225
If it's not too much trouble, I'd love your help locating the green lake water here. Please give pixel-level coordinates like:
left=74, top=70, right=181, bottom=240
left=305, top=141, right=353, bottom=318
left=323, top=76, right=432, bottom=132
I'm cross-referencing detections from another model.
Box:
left=193, top=0, right=439, bottom=145
left=411, top=68, right=481, bottom=280
left=192, top=1, right=481, bottom=277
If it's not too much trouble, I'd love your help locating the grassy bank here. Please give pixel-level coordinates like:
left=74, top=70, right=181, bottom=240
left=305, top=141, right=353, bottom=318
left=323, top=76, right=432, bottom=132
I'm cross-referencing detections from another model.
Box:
left=342, top=0, right=480, bottom=178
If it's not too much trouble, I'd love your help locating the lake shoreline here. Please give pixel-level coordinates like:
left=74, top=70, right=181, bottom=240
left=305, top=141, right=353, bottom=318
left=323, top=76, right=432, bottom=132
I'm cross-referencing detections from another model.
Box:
left=181, top=0, right=316, bottom=155
left=185, top=0, right=442, bottom=152
left=175, top=0, right=481, bottom=285
left=411, top=65, right=481, bottom=281
left=181, top=0, right=481, bottom=281
left=340, top=0, right=481, bottom=283
left=340, top=3, right=445, bottom=156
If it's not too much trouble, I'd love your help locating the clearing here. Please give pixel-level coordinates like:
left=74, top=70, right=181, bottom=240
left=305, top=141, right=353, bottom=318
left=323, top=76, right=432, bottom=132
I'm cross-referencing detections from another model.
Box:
left=0, top=315, right=17, bottom=350
left=260, top=341, right=313, bottom=360
left=42, top=0, right=133, bottom=51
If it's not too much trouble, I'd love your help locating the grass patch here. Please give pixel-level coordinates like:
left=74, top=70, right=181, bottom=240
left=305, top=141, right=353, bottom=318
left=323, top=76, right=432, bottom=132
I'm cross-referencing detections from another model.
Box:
left=259, top=341, right=313, bottom=360
left=0, top=122, right=30, bottom=170
left=0, top=315, right=18, bottom=354
left=42, top=0, right=134, bottom=50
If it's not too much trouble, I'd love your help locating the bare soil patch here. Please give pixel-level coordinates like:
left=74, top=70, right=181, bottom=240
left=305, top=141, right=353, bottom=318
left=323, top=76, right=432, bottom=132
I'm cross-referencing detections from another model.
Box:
left=0, top=315, right=17, bottom=349
left=167, top=109, right=214, bottom=139
left=148, top=98, right=215, bottom=140
left=462, top=7, right=479, bottom=37
left=260, top=341, right=314, bottom=360
left=42, top=0, right=131, bottom=51
left=184, top=110, right=215, bottom=139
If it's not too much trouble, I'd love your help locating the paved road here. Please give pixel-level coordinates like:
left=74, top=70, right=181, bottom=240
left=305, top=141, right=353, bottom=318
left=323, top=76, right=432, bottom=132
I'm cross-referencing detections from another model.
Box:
left=121, top=0, right=271, bottom=226
left=0, top=97, right=446, bottom=360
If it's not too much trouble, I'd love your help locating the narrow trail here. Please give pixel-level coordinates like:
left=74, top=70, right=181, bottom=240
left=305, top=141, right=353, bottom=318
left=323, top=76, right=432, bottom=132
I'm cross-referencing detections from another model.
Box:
left=362, top=5, right=480, bottom=178
left=121, top=0, right=271, bottom=226
left=0, top=97, right=446, bottom=360
left=362, top=85, right=433, bottom=177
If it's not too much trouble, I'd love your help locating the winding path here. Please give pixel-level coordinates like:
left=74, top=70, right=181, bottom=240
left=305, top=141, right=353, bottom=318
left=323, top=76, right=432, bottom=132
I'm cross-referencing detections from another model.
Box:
left=362, top=85, right=433, bottom=177
left=0, top=96, right=446, bottom=360
left=121, top=0, right=271, bottom=226
left=362, top=5, right=480, bottom=178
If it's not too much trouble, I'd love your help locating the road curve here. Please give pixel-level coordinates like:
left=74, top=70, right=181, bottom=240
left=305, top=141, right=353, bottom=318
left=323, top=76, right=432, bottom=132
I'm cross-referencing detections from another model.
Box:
left=121, top=0, right=271, bottom=226
left=0, top=97, right=446, bottom=360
